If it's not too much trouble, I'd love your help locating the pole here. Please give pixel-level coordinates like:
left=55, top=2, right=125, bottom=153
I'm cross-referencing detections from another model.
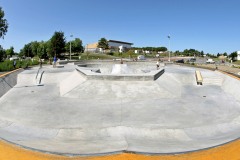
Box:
left=168, top=35, right=171, bottom=62
left=70, top=35, right=73, bottom=60
left=70, top=41, right=71, bottom=60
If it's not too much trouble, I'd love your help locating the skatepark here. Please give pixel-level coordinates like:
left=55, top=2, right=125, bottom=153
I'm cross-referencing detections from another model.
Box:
left=0, top=61, right=240, bottom=156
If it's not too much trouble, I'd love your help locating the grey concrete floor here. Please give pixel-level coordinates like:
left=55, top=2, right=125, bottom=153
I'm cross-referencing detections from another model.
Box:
left=0, top=63, right=240, bottom=155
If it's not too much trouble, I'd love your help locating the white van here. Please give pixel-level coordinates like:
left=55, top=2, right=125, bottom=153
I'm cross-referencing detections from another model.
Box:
left=9, top=57, right=19, bottom=61
left=206, top=59, right=215, bottom=64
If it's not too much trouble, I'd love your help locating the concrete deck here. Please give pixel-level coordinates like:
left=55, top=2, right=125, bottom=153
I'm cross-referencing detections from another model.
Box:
left=0, top=63, right=240, bottom=155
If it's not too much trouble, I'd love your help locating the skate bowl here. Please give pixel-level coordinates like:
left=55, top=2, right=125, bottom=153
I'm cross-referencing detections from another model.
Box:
left=0, top=61, right=240, bottom=156
left=75, top=63, right=165, bottom=81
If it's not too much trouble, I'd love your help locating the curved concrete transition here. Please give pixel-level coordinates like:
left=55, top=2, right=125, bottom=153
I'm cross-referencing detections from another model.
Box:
left=0, top=62, right=240, bottom=155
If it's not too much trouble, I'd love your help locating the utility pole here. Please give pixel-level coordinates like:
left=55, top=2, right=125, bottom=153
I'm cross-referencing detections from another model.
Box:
left=70, top=35, right=73, bottom=60
left=168, top=34, right=171, bottom=62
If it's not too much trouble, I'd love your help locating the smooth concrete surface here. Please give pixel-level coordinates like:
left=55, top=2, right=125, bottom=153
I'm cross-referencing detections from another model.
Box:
left=0, top=63, right=240, bottom=155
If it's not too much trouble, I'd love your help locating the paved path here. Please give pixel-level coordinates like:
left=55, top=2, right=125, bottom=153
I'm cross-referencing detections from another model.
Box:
left=197, top=64, right=240, bottom=75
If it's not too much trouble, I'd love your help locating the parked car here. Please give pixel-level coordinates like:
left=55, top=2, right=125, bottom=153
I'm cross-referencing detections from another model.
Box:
left=189, top=58, right=196, bottom=62
left=137, top=55, right=145, bottom=60
left=175, top=59, right=184, bottom=63
left=206, top=59, right=215, bottom=64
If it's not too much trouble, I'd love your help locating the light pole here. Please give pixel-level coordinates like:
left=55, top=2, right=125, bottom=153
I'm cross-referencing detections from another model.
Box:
left=70, top=35, right=73, bottom=60
left=168, top=34, right=171, bottom=62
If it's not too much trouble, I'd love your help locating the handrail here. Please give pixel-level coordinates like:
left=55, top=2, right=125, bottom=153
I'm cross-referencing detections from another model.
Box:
left=38, top=71, right=45, bottom=85
left=35, top=68, right=41, bottom=79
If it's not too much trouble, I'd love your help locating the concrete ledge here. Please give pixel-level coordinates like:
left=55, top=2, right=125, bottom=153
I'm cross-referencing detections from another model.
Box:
left=195, top=70, right=203, bottom=85
left=154, top=69, right=165, bottom=80
left=56, top=65, right=64, bottom=68
left=76, top=67, right=164, bottom=81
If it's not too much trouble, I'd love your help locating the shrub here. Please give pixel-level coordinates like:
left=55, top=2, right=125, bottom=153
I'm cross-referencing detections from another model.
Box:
left=106, top=52, right=114, bottom=56
left=0, top=60, right=14, bottom=71
left=0, top=59, right=39, bottom=72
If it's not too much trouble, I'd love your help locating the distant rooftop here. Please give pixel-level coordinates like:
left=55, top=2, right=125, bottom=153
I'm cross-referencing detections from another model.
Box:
left=108, top=40, right=133, bottom=45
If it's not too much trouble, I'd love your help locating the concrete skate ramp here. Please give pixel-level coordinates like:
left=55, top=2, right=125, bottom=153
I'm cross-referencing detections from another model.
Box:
left=59, top=70, right=86, bottom=96
left=79, top=62, right=156, bottom=74
left=0, top=64, right=240, bottom=155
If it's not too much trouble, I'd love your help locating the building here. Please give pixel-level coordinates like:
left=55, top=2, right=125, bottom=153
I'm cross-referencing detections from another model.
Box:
left=85, top=40, right=133, bottom=53
left=237, top=51, right=240, bottom=60
left=85, top=43, right=99, bottom=53
left=108, top=40, right=133, bottom=52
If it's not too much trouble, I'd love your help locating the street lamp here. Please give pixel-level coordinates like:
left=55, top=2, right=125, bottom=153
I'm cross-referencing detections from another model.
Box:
left=70, top=35, right=73, bottom=60
left=168, top=34, right=171, bottom=62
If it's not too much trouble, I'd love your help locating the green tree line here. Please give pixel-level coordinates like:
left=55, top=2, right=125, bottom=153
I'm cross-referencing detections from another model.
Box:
left=133, top=47, right=168, bottom=52
left=19, top=31, right=84, bottom=59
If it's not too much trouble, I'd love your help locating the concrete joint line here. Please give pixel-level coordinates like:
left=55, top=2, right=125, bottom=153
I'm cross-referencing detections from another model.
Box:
left=2, top=77, right=13, bottom=88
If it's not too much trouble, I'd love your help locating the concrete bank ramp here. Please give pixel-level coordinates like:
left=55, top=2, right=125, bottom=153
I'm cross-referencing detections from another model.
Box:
left=201, top=70, right=225, bottom=86
left=59, top=70, right=86, bottom=96
left=16, top=71, right=37, bottom=86
left=155, top=72, right=182, bottom=98
left=222, top=75, right=240, bottom=102
left=0, top=123, right=240, bottom=155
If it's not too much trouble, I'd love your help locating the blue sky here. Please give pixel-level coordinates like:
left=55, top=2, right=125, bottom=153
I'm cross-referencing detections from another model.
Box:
left=0, top=0, right=240, bottom=54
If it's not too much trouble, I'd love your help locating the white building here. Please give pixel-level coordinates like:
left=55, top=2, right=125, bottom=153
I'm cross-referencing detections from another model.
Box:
left=85, top=40, right=133, bottom=53
left=143, top=50, right=150, bottom=54
left=108, top=40, right=133, bottom=51
left=237, top=51, right=240, bottom=60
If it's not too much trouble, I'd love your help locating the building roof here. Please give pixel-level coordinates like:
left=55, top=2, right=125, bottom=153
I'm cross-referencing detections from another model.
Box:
left=86, top=43, right=98, bottom=49
left=86, top=40, right=134, bottom=49
left=108, top=40, right=133, bottom=45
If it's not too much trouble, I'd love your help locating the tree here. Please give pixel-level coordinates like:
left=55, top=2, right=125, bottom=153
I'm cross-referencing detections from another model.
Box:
left=46, top=40, right=53, bottom=58
left=223, top=52, right=228, bottom=56
left=0, top=45, right=6, bottom=61
left=6, top=46, right=14, bottom=57
left=182, top=49, right=201, bottom=57
left=174, top=50, right=180, bottom=56
left=65, top=38, right=84, bottom=54
left=229, top=52, right=237, bottom=61
left=48, top=31, right=66, bottom=57
left=73, top=38, right=84, bottom=53
left=31, top=41, right=40, bottom=56
left=0, top=7, right=8, bottom=39
left=97, top=38, right=109, bottom=52
left=37, top=41, right=47, bottom=59
left=19, top=43, right=34, bottom=57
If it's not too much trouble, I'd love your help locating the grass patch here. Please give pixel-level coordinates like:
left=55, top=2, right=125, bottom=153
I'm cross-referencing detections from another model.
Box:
left=233, top=60, right=240, bottom=65
left=67, top=52, right=161, bottom=60
left=70, top=53, right=118, bottom=60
